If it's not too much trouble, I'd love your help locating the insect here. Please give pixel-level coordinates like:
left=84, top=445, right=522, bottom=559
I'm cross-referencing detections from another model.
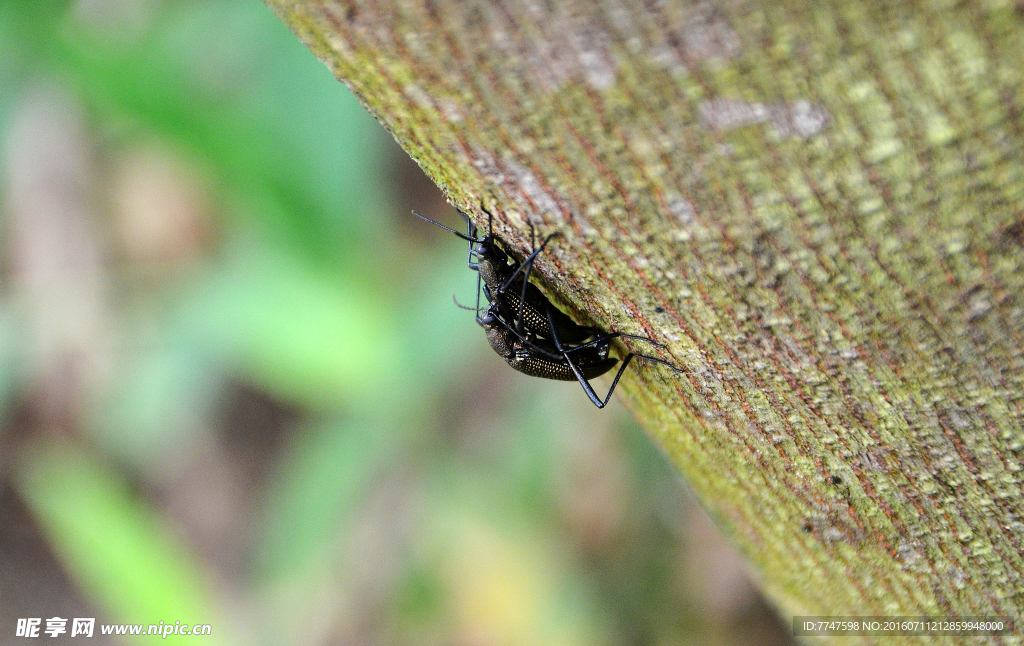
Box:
left=413, top=207, right=682, bottom=408
left=413, top=208, right=599, bottom=344
left=479, top=308, right=680, bottom=408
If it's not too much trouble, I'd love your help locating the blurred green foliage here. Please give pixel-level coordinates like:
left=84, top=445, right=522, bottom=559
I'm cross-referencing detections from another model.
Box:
left=17, top=441, right=222, bottom=642
left=0, top=1, right=788, bottom=644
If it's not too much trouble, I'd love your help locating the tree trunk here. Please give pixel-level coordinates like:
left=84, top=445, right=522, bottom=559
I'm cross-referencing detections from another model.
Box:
left=265, top=0, right=1024, bottom=635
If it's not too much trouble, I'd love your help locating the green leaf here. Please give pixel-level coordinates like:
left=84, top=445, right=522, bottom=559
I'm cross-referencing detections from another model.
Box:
left=14, top=440, right=229, bottom=645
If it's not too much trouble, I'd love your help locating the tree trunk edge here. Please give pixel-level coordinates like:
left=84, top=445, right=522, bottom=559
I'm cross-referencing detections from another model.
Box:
left=265, top=0, right=1024, bottom=635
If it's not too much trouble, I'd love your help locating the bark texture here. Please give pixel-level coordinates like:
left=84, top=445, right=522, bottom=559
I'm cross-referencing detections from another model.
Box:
left=265, top=0, right=1024, bottom=635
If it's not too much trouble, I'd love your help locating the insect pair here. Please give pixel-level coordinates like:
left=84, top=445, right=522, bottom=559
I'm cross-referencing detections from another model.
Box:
left=414, top=206, right=681, bottom=408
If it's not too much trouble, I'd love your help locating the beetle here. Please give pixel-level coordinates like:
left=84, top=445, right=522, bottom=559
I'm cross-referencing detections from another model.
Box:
left=477, top=299, right=682, bottom=408
left=413, top=206, right=682, bottom=408
left=413, top=208, right=599, bottom=343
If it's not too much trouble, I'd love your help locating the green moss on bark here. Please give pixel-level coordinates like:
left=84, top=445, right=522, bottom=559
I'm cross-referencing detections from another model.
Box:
left=266, top=0, right=1024, bottom=636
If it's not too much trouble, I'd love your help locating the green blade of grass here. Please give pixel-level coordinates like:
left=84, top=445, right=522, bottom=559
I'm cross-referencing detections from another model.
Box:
left=14, top=440, right=232, bottom=645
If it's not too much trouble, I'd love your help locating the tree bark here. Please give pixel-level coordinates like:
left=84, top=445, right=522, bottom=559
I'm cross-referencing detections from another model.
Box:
left=265, top=0, right=1024, bottom=634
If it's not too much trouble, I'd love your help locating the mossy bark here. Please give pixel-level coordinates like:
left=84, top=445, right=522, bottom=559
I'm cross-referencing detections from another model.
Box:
left=265, top=0, right=1024, bottom=638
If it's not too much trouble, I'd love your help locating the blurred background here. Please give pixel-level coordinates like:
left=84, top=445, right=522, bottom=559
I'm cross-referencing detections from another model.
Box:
left=0, top=1, right=792, bottom=644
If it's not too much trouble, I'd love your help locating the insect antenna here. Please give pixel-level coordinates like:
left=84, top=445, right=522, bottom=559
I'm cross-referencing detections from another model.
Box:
left=452, top=294, right=489, bottom=313
left=412, top=210, right=484, bottom=244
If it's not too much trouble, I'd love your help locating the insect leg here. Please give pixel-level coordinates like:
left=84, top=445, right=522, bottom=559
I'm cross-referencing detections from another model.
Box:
left=593, top=353, right=636, bottom=407
left=619, top=351, right=681, bottom=373
left=544, top=304, right=615, bottom=408
left=496, top=230, right=559, bottom=334
left=560, top=332, right=682, bottom=373
left=494, top=232, right=559, bottom=296
left=585, top=346, right=683, bottom=407
left=549, top=309, right=683, bottom=407
left=577, top=331, right=682, bottom=373
left=462, top=210, right=479, bottom=270
left=515, top=224, right=547, bottom=334
left=515, top=224, right=538, bottom=334
left=475, top=264, right=483, bottom=316
left=559, top=332, right=659, bottom=353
